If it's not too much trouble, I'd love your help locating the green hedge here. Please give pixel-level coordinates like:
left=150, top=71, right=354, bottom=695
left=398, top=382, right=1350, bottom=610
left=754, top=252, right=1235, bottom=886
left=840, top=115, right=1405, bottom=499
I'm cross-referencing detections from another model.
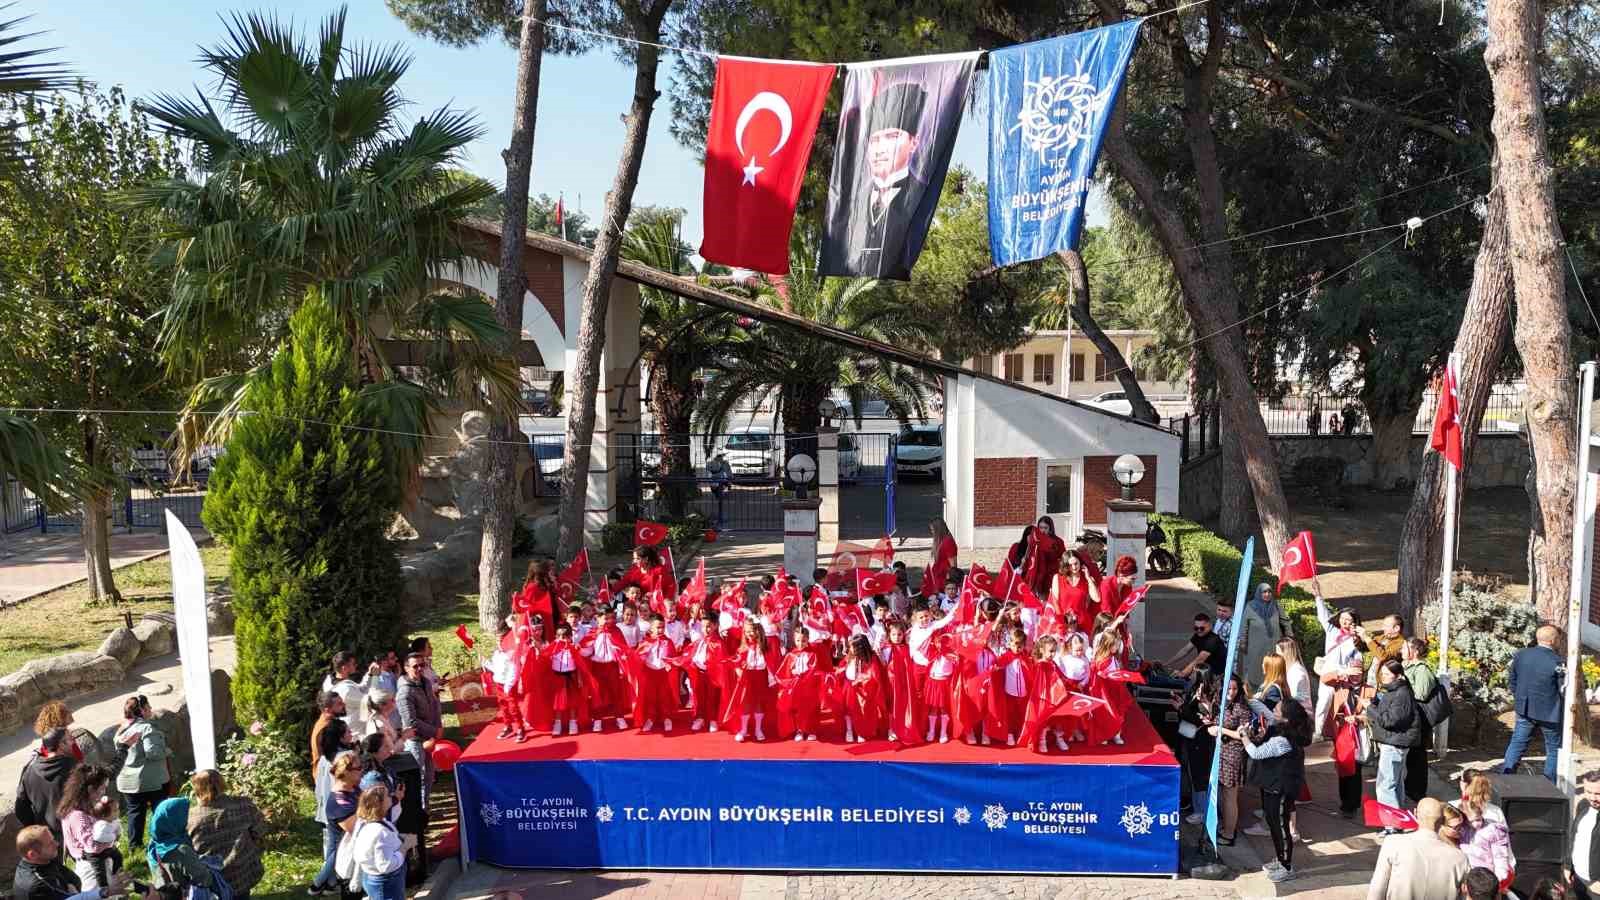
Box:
left=1152, top=513, right=1326, bottom=656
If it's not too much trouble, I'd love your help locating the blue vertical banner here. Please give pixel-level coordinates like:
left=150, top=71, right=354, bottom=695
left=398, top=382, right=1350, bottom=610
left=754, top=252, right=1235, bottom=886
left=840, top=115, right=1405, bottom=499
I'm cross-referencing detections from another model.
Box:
left=987, top=20, right=1142, bottom=266
left=1205, top=537, right=1255, bottom=849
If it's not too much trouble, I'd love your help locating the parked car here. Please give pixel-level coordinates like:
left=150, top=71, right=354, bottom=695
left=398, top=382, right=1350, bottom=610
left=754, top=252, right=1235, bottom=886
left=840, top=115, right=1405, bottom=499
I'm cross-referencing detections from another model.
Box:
left=521, top=387, right=554, bottom=416
left=837, top=432, right=862, bottom=482
left=1084, top=390, right=1134, bottom=416
left=894, top=424, right=943, bottom=479
left=720, top=428, right=779, bottom=479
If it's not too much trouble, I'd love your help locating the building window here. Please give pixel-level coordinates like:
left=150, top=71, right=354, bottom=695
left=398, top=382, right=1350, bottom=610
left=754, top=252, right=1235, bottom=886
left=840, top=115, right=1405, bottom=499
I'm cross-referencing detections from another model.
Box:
left=1070, top=353, right=1085, bottom=384
left=1033, top=353, right=1054, bottom=385
left=1045, top=464, right=1073, bottom=515
left=1004, top=353, right=1024, bottom=381
left=974, top=355, right=994, bottom=376
left=1095, top=354, right=1114, bottom=382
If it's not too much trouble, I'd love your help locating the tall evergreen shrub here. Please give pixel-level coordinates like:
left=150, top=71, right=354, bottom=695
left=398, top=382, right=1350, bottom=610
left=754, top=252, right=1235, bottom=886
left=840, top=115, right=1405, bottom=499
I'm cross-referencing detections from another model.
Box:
left=203, top=300, right=405, bottom=744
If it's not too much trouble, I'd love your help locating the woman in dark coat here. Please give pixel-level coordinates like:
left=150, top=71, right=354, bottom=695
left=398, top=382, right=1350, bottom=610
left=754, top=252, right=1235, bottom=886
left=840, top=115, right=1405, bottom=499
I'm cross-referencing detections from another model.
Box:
left=1361, top=659, right=1419, bottom=826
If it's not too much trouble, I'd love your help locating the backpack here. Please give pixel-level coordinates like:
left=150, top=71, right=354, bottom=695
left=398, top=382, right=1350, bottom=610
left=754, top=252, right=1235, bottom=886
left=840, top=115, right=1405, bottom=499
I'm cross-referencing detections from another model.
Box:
left=1419, top=679, right=1454, bottom=727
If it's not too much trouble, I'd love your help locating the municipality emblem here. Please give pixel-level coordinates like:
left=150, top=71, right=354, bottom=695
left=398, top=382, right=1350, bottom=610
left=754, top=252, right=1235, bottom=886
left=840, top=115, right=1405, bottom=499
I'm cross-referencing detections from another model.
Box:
left=479, top=801, right=502, bottom=828
left=1120, top=802, right=1155, bottom=837
left=1011, top=68, right=1115, bottom=160
left=596, top=804, right=614, bottom=824
left=982, top=803, right=1009, bottom=831
left=953, top=806, right=971, bottom=826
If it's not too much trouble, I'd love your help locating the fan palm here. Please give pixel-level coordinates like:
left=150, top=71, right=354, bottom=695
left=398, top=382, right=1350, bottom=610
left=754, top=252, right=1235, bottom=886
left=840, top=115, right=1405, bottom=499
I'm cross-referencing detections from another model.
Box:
left=621, top=209, right=735, bottom=475
left=127, top=8, right=511, bottom=473
left=695, top=237, right=935, bottom=441
left=0, top=9, right=75, bottom=510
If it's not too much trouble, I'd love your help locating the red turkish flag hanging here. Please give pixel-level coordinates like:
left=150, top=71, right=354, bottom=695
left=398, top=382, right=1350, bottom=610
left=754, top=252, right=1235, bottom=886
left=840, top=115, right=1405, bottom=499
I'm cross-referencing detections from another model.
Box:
left=1277, top=531, right=1318, bottom=589
left=700, top=57, right=837, bottom=274
left=1429, top=357, right=1463, bottom=470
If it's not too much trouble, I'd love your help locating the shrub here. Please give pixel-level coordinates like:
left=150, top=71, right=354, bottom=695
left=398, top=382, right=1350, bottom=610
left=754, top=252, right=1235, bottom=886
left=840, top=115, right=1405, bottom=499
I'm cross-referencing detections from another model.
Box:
left=218, top=720, right=306, bottom=832
left=1152, top=513, right=1326, bottom=654
left=203, top=301, right=407, bottom=749
left=1421, top=580, right=1540, bottom=743
left=512, top=515, right=537, bottom=556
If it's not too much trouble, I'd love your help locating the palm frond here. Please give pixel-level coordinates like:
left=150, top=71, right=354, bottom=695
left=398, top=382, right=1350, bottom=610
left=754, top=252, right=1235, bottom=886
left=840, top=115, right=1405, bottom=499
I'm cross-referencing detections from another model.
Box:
left=0, top=411, right=80, bottom=511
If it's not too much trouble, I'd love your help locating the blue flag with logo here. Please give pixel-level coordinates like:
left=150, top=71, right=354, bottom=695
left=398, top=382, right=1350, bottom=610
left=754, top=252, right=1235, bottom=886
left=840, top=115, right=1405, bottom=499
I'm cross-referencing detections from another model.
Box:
left=1205, top=536, right=1255, bottom=850
left=987, top=20, right=1141, bottom=266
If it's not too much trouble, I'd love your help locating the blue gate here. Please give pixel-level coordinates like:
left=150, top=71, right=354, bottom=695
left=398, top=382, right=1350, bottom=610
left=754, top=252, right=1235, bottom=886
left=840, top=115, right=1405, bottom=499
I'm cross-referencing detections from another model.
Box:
left=884, top=435, right=897, bottom=537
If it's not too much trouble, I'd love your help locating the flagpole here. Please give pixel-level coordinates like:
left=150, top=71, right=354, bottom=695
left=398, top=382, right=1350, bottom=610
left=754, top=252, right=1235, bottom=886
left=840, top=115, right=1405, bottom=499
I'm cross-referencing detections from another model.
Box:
left=1436, top=352, right=1459, bottom=757
left=1560, top=361, right=1596, bottom=793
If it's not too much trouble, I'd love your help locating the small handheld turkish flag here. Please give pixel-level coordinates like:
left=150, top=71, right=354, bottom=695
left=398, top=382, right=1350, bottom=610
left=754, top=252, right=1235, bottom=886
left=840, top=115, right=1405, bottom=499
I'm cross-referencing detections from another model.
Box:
left=634, top=520, right=668, bottom=547
left=557, top=548, right=589, bottom=587
left=1100, top=668, right=1147, bottom=684
left=968, top=564, right=995, bottom=595
left=1278, top=531, right=1318, bottom=589
left=1014, top=580, right=1044, bottom=612
left=453, top=624, right=474, bottom=651
left=683, top=558, right=708, bottom=607
left=1362, top=797, right=1419, bottom=831
left=1114, top=584, right=1150, bottom=619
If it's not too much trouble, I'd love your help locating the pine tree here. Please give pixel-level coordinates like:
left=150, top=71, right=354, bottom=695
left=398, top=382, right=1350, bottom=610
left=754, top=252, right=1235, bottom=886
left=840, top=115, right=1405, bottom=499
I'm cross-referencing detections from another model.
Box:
left=203, top=299, right=405, bottom=742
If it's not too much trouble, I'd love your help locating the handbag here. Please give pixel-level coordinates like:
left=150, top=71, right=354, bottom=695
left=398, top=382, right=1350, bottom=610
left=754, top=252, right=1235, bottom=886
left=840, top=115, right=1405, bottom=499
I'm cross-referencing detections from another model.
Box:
left=334, top=825, right=360, bottom=883
left=1354, top=721, right=1373, bottom=766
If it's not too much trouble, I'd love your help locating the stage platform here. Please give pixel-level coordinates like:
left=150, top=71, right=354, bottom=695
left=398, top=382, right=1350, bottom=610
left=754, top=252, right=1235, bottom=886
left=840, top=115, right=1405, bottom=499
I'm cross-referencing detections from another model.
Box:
left=456, top=710, right=1182, bottom=875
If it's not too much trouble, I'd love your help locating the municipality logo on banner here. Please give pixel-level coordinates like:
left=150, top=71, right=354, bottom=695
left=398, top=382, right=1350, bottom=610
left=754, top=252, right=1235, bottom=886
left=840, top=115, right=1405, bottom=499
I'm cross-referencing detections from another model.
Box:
left=987, top=20, right=1142, bottom=266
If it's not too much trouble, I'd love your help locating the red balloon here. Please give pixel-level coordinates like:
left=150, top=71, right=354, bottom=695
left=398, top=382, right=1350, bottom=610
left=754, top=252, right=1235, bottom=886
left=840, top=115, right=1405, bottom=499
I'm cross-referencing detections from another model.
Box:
left=430, top=739, right=463, bottom=772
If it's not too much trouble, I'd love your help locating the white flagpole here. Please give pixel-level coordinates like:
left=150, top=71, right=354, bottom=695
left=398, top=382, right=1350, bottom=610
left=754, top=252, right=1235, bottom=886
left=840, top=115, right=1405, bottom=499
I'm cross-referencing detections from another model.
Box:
left=1436, top=353, right=1459, bottom=756
left=1560, top=361, right=1596, bottom=793
left=559, top=192, right=569, bottom=242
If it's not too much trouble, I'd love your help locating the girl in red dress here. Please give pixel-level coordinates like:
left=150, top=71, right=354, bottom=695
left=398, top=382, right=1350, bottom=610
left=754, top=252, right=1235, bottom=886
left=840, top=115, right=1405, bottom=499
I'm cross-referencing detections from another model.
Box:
left=725, top=621, right=779, bottom=743
left=923, top=633, right=958, bottom=743
left=837, top=634, right=887, bottom=743
left=513, top=560, right=558, bottom=642
left=631, top=614, right=679, bottom=733
left=680, top=610, right=725, bottom=733
left=776, top=627, right=829, bottom=741
left=578, top=608, right=632, bottom=732
left=1051, top=552, right=1100, bottom=630
left=1024, top=517, right=1066, bottom=598
left=991, top=626, right=1034, bottom=746
left=881, top=620, right=924, bottom=744
left=543, top=623, right=594, bottom=736
left=1087, top=629, right=1133, bottom=746
left=921, top=518, right=959, bottom=598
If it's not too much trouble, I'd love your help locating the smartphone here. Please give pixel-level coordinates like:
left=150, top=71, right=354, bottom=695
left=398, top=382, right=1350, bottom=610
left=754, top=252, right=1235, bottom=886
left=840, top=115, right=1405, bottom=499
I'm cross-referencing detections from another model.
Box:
left=130, top=882, right=149, bottom=895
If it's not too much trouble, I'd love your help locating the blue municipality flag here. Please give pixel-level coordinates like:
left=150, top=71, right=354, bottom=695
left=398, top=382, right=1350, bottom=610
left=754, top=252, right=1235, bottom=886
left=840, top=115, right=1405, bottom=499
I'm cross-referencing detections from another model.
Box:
left=988, top=20, right=1142, bottom=266
left=1205, top=537, right=1255, bottom=850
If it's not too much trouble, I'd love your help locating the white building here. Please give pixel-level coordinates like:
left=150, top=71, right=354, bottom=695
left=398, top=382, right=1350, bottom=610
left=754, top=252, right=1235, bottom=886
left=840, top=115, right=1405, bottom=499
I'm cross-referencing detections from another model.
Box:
left=963, top=329, right=1185, bottom=407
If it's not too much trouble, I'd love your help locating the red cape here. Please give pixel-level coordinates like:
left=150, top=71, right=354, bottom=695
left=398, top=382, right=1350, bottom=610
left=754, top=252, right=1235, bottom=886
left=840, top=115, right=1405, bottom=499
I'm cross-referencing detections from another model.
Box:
left=775, top=645, right=830, bottom=736
left=512, top=581, right=556, bottom=641
left=882, top=643, right=925, bottom=744
left=831, top=656, right=888, bottom=739
left=719, top=644, right=783, bottom=731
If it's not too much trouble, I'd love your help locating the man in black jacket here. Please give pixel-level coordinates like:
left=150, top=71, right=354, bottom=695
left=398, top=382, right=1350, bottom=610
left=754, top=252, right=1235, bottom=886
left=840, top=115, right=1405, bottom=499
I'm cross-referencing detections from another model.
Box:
left=1503, top=624, right=1565, bottom=783
left=13, top=825, right=139, bottom=900
left=15, top=729, right=76, bottom=842
left=1361, top=659, right=1420, bottom=831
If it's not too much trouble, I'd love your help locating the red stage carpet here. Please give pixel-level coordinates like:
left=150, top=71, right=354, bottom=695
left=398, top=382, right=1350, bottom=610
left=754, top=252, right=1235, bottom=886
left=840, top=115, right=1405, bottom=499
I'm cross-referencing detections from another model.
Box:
left=460, top=707, right=1177, bottom=767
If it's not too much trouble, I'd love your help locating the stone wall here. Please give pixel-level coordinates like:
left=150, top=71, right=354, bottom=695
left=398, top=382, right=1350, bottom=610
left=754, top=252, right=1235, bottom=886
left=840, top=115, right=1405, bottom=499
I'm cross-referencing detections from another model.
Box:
left=1270, top=432, right=1527, bottom=490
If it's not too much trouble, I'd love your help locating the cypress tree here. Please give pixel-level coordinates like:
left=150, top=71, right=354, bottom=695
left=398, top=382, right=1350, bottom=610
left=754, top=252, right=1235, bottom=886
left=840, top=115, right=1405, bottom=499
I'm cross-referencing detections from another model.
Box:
left=204, top=300, right=405, bottom=743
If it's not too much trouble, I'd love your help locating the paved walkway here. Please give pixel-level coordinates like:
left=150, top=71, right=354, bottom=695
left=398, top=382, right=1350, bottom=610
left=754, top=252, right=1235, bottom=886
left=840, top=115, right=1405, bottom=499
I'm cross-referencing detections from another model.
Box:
left=0, top=529, right=192, bottom=604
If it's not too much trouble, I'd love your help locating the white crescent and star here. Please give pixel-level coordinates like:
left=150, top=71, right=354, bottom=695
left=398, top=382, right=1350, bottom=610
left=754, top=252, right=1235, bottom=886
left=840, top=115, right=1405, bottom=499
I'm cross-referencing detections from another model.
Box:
left=1284, top=546, right=1303, bottom=567
left=734, top=91, right=794, bottom=187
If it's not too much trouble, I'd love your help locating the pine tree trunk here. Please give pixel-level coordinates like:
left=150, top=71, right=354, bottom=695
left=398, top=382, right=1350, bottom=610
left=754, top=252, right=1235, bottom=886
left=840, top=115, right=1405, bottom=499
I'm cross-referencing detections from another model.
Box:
left=479, top=0, right=547, bottom=635
left=1395, top=181, right=1514, bottom=631
left=1486, top=0, right=1577, bottom=627
left=1094, top=1, right=1294, bottom=566
left=1218, top=402, right=1254, bottom=542
left=1056, top=250, right=1159, bottom=423
left=556, top=8, right=669, bottom=562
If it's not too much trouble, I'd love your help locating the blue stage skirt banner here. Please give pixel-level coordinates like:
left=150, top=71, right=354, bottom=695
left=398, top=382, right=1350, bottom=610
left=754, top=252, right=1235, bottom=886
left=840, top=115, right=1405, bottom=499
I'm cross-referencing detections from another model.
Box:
left=987, top=20, right=1142, bottom=267
left=458, top=758, right=1179, bottom=874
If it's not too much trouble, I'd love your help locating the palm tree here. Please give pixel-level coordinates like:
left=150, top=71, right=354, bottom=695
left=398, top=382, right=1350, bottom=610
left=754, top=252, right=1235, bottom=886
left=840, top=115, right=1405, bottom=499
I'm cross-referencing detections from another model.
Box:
left=0, top=10, right=76, bottom=511
left=128, top=8, right=512, bottom=472
left=695, top=237, right=935, bottom=440
left=621, top=208, right=734, bottom=476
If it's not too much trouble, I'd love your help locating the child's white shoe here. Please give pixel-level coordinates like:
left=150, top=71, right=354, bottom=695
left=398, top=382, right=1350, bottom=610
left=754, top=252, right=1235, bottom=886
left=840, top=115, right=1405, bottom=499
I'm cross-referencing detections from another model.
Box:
left=568, top=719, right=578, bottom=734
left=1007, top=734, right=1017, bottom=747
left=856, top=735, right=866, bottom=743
left=794, top=733, right=804, bottom=742
left=964, top=734, right=977, bottom=745
left=690, top=718, right=704, bottom=732
left=734, top=731, right=747, bottom=742
left=662, top=719, right=672, bottom=732
left=1111, top=734, right=1124, bottom=745
left=753, top=727, right=765, bottom=742
left=940, top=734, right=950, bottom=744
left=888, top=732, right=898, bottom=742
left=1038, top=739, right=1049, bottom=753
left=980, top=734, right=992, bottom=746
left=615, top=718, right=628, bottom=730
left=806, top=733, right=816, bottom=741
left=640, top=720, right=654, bottom=733
left=552, top=720, right=563, bottom=736
left=592, top=720, right=604, bottom=733
left=709, top=721, right=719, bottom=733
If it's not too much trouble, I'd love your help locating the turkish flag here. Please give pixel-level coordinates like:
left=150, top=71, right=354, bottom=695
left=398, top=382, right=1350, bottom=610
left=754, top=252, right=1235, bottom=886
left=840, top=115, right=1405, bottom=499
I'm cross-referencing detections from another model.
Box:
left=1429, top=358, right=1463, bottom=470
left=834, top=602, right=867, bottom=636
left=856, top=569, right=897, bottom=597
left=557, top=549, right=589, bottom=587
left=1014, top=580, right=1044, bottom=612
left=993, top=559, right=1019, bottom=602
left=634, top=520, right=668, bottom=547
left=1362, top=797, right=1419, bottom=831
left=453, top=624, right=474, bottom=651
left=1100, top=668, right=1147, bottom=684
left=967, top=564, right=995, bottom=595
left=1114, top=584, right=1150, bottom=619
left=700, top=57, right=837, bottom=274
left=682, top=557, right=708, bottom=607
left=1278, top=531, right=1318, bottom=589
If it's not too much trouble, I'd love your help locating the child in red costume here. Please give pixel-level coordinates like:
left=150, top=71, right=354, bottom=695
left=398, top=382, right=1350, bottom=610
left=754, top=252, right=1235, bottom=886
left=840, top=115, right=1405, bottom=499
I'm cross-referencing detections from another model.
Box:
left=776, top=627, right=829, bottom=741
left=923, top=632, right=958, bottom=743
left=1022, top=634, right=1102, bottom=754
left=579, top=608, right=632, bottom=732
left=632, top=614, right=679, bottom=733
left=724, top=621, right=780, bottom=743
left=991, top=626, right=1034, bottom=746
left=513, top=560, right=558, bottom=641
left=1087, top=629, right=1133, bottom=746
left=681, top=610, right=725, bottom=733
left=543, top=623, right=595, bottom=735
left=489, top=616, right=532, bottom=741
left=952, top=599, right=1002, bottom=746
left=880, top=620, right=924, bottom=744
left=838, top=634, right=888, bottom=743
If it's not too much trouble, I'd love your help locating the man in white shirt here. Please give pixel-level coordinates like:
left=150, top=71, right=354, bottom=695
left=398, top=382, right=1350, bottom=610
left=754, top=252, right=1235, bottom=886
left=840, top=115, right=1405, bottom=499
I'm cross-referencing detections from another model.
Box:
left=323, top=650, right=380, bottom=733
left=1570, top=769, right=1600, bottom=896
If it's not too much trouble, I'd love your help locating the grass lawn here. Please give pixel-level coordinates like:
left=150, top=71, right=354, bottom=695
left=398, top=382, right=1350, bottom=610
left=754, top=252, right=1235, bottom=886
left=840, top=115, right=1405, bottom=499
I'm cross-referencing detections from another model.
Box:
left=0, top=543, right=232, bottom=677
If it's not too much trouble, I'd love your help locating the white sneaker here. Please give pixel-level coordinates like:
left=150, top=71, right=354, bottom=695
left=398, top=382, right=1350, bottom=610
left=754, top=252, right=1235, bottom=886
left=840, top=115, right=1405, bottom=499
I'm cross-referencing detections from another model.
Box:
left=980, top=734, right=992, bottom=746
left=592, top=720, right=604, bottom=733
left=690, top=718, right=704, bottom=732
left=1268, top=866, right=1295, bottom=883
left=794, top=733, right=804, bottom=742
left=1263, top=861, right=1284, bottom=875
left=889, top=732, right=898, bottom=742
left=1007, top=734, right=1017, bottom=747
left=806, top=734, right=816, bottom=741
left=1243, top=823, right=1271, bottom=837
left=856, top=735, right=866, bottom=743
left=640, top=720, right=654, bottom=733
left=965, top=735, right=977, bottom=745
left=615, top=718, right=628, bottom=730
left=753, top=728, right=765, bottom=742
left=735, top=732, right=746, bottom=742
left=939, top=734, right=949, bottom=744
left=662, top=719, right=672, bottom=732
left=1111, top=735, right=1124, bottom=745
left=708, top=722, right=718, bottom=732
left=567, top=720, right=577, bottom=734
left=1185, top=812, right=1205, bottom=825
left=552, top=721, right=563, bottom=736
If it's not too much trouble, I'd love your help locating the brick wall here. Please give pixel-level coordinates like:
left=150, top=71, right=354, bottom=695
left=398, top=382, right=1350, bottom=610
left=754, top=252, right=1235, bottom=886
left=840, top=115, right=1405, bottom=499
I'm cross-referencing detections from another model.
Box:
left=1083, top=454, right=1159, bottom=521
left=974, top=457, right=1038, bottom=527
left=459, top=229, right=567, bottom=336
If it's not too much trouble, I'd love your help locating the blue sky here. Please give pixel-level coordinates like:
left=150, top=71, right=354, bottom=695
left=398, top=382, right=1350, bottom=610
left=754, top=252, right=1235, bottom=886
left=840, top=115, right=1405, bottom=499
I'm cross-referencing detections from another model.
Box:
left=32, top=0, right=1097, bottom=249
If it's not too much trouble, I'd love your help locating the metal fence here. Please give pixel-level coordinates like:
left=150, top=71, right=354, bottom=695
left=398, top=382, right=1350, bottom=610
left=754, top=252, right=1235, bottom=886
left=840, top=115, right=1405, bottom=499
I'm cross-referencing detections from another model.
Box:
left=1, top=478, right=207, bottom=534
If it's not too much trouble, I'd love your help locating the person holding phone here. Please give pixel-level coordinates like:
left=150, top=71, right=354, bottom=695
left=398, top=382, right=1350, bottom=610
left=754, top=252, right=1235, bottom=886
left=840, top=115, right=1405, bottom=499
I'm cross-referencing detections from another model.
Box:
left=13, top=825, right=155, bottom=900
